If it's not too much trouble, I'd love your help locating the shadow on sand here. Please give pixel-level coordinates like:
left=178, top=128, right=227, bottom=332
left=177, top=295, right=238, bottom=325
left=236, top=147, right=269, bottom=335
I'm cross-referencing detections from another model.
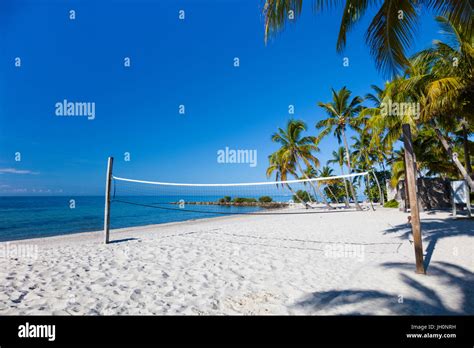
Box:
left=294, top=214, right=473, bottom=315
left=382, top=212, right=473, bottom=271
left=293, top=261, right=474, bottom=315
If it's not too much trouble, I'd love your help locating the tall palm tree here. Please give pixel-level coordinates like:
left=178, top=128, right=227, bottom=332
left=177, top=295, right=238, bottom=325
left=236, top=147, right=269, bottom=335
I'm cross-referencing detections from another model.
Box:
left=262, top=0, right=472, bottom=76
left=271, top=119, right=333, bottom=208
left=316, top=87, right=363, bottom=210
left=363, top=84, right=392, bottom=177
left=266, top=149, right=308, bottom=206
left=327, top=147, right=351, bottom=207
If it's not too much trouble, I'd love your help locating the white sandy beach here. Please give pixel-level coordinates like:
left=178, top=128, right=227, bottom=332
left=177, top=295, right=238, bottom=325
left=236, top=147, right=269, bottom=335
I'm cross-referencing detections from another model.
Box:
left=0, top=208, right=473, bottom=315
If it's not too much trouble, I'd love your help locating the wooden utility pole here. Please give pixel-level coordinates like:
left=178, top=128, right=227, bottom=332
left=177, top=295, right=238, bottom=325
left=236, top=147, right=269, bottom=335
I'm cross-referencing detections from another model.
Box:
left=402, top=125, right=425, bottom=274
left=104, top=157, right=114, bottom=244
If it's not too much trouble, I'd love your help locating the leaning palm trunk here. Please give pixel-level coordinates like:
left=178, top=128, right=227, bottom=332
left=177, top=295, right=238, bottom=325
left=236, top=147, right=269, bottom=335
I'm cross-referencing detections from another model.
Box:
left=295, top=156, right=334, bottom=209
left=303, top=174, right=333, bottom=209
left=309, top=186, right=321, bottom=203
left=371, top=170, right=385, bottom=205
left=294, top=159, right=333, bottom=209
left=285, top=183, right=310, bottom=209
left=341, top=129, right=363, bottom=210
left=324, top=183, right=339, bottom=203
left=378, top=160, right=388, bottom=205
left=433, top=122, right=474, bottom=191
left=340, top=165, right=351, bottom=208
left=302, top=183, right=315, bottom=204
left=365, top=174, right=375, bottom=211
left=462, top=123, right=472, bottom=176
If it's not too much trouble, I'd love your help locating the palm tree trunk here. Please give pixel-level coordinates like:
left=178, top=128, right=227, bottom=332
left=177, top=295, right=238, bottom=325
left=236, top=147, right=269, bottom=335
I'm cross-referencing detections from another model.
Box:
left=295, top=160, right=333, bottom=209
left=286, top=183, right=309, bottom=209
left=462, top=123, right=472, bottom=175
left=371, top=170, right=384, bottom=205
left=433, top=123, right=474, bottom=191
left=324, top=184, right=339, bottom=203
left=379, top=160, right=387, bottom=205
left=304, top=184, right=315, bottom=204
left=341, top=129, right=363, bottom=210
left=340, top=165, right=351, bottom=208
left=365, top=174, right=375, bottom=211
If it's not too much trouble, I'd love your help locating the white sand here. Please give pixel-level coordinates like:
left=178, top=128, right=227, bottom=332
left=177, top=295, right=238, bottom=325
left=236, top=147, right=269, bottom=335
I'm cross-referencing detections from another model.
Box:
left=0, top=208, right=472, bottom=315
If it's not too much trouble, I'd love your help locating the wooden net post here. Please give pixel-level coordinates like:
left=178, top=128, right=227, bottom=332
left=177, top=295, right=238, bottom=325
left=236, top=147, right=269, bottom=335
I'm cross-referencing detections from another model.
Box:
left=402, top=125, right=425, bottom=274
left=104, top=157, right=114, bottom=244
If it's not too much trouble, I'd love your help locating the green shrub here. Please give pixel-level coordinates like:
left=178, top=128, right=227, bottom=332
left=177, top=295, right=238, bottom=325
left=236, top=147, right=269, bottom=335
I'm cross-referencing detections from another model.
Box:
left=292, top=190, right=314, bottom=203
left=258, top=196, right=273, bottom=203
left=383, top=199, right=399, bottom=208
left=233, top=197, right=257, bottom=203
left=218, top=196, right=232, bottom=203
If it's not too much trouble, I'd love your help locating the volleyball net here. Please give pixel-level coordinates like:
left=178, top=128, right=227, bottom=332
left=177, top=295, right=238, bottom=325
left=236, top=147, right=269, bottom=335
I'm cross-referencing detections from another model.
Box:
left=110, top=171, right=378, bottom=215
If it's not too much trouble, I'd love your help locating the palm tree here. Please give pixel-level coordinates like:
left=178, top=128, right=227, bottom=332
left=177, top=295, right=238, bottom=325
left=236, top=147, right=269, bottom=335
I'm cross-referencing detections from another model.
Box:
left=262, top=0, right=472, bottom=76
left=388, top=127, right=460, bottom=188
left=364, top=78, right=420, bottom=149
left=316, top=87, right=363, bottom=210
left=266, top=149, right=309, bottom=206
left=394, top=16, right=474, bottom=189
left=327, top=147, right=351, bottom=207
left=318, top=166, right=339, bottom=203
left=270, top=119, right=333, bottom=208
left=363, top=84, right=392, bottom=177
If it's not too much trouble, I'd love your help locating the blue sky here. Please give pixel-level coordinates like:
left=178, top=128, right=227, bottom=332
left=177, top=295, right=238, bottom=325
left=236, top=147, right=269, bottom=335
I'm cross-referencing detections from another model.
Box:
left=0, top=0, right=442, bottom=195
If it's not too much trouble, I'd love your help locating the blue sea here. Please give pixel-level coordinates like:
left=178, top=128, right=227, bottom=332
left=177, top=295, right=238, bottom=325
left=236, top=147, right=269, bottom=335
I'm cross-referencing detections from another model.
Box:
left=0, top=196, right=284, bottom=242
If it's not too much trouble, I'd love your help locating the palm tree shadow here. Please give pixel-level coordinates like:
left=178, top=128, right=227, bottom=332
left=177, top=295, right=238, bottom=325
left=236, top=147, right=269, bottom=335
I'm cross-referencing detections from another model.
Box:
left=293, top=261, right=474, bottom=315
left=382, top=215, right=473, bottom=270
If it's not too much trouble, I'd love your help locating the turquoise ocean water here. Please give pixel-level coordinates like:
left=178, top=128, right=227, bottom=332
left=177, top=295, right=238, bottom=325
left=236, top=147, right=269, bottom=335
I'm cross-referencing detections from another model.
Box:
left=0, top=196, right=275, bottom=242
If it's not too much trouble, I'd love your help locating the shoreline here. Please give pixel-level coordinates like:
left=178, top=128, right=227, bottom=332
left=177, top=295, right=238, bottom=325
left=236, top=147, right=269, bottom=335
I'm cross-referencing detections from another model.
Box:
left=0, top=210, right=258, bottom=247
left=0, top=203, right=369, bottom=245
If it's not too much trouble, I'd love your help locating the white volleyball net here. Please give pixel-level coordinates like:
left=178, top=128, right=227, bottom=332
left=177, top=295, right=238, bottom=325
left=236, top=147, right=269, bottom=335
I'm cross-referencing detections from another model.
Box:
left=111, top=172, right=374, bottom=216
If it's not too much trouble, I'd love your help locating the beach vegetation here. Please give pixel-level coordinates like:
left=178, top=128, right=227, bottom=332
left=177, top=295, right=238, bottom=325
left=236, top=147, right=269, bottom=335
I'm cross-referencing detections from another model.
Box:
left=384, top=199, right=399, bottom=208
left=258, top=196, right=273, bottom=203
left=232, top=197, right=258, bottom=204
left=292, top=190, right=315, bottom=203
left=265, top=5, right=473, bottom=207
left=262, top=0, right=471, bottom=76
left=316, top=87, right=363, bottom=210
left=268, top=119, right=333, bottom=208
